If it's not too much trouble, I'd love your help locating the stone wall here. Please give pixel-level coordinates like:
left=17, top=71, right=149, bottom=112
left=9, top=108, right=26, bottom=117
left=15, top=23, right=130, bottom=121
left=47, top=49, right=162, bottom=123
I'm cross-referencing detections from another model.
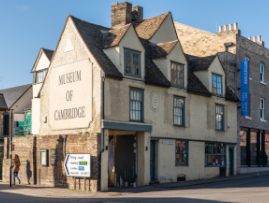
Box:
left=2, top=134, right=101, bottom=192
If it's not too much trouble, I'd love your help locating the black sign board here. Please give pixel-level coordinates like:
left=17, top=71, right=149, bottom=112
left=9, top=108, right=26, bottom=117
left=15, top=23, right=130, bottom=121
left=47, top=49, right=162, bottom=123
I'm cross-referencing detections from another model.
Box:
left=51, top=156, right=57, bottom=166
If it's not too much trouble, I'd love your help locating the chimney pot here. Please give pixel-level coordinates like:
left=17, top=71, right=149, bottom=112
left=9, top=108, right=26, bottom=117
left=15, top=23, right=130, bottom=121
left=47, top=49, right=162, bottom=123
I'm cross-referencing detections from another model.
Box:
left=258, top=35, right=261, bottom=41
left=224, top=25, right=228, bottom=31
left=219, top=26, right=223, bottom=32
left=248, top=37, right=252, bottom=40
left=229, top=24, right=233, bottom=30
left=234, top=23, right=238, bottom=30
left=253, top=36, right=257, bottom=42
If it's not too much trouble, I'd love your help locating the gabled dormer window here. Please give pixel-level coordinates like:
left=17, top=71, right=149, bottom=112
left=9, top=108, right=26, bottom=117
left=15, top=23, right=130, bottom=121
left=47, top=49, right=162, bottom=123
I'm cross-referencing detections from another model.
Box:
left=212, top=73, right=222, bottom=96
left=124, top=48, right=141, bottom=78
left=171, top=62, right=184, bottom=87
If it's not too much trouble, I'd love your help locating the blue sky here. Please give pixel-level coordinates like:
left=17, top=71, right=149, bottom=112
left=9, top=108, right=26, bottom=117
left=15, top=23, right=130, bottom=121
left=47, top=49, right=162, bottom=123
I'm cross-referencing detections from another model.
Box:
left=0, top=0, right=268, bottom=89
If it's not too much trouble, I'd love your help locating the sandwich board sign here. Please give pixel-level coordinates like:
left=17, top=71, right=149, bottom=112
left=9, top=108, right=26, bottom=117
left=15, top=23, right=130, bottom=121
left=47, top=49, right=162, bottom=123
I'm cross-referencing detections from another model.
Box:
left=63, top=154, right=91, bottom=177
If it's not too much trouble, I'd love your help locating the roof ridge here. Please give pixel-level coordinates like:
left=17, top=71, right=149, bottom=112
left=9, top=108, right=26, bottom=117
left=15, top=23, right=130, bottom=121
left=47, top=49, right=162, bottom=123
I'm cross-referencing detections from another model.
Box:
left=174, top=21, right=218, bottom=36
left=69, top=15, right=110, bottom=30
left=0, top=84, right=31, bottom=91
left=144, top=12, right=170, bottom=21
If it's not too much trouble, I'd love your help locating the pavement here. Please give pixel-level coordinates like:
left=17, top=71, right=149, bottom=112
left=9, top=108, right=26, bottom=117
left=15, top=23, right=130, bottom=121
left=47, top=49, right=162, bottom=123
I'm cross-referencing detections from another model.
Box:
left=0, top=171, right=268, bottom=202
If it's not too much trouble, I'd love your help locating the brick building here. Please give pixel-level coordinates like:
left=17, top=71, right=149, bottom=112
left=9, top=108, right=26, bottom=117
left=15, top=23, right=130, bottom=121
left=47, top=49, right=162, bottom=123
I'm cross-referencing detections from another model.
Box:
left=2, top=2, right=239, bottom=191
left=175, top=21, right=269, bottom=173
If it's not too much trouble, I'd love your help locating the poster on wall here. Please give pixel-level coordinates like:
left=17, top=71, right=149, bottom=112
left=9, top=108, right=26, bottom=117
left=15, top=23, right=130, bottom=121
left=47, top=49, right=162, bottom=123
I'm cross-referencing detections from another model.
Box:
left=49, top=59, right=93, bottom=130
left=240, top=60, right=249, bottom=116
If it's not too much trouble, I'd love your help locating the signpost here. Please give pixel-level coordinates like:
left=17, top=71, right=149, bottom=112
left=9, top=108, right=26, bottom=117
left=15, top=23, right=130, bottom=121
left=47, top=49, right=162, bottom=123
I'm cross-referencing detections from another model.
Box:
left=240, top=60, right=249, bottom=116
left=63, top=154, right=91, bottom=177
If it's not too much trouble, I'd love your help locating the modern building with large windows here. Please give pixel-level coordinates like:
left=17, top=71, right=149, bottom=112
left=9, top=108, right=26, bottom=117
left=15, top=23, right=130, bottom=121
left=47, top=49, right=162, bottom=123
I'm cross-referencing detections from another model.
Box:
left=175, top=19, right=269, bottom=173
left=2, top=2, right=238, bottom=191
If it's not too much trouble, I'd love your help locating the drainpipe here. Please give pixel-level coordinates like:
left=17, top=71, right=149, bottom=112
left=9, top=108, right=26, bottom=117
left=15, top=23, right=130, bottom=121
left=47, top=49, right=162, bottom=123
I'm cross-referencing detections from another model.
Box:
left=99, top=70, right=105, bottom=191
left=101, top=70, right=105, bottom=152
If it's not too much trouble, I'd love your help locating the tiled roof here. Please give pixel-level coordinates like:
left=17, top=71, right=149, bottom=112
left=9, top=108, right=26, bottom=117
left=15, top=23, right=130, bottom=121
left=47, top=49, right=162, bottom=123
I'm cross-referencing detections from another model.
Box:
left=187, top=55, right=216, bottom=71
left=70, top=16, right=123, bottom=79
left=151, top=40, right=178, bottom=59
left=43, top=48, right=54, bottom=61
left=140, top=39, right=171, bottom=87
left=135, top=12, right=170, bottom=40
left=103, top=24, right=132, bottom=48
left=187, top=68, right=212, bottom=97
left=0, top=84, right=32, bottom=108
left=0, top=93, right=7, bottom=110
left=225, top=87, right=239, bottom=102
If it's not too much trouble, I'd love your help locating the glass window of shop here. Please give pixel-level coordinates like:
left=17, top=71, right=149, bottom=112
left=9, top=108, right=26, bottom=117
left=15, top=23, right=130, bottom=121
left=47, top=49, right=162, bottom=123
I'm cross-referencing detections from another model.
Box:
left=240, top=130, right=269, bottom=167
left=205, top=143, right=226, bottom=167
left=265, top=134, right=269, bottom=166
left=240, top=131, right=247, bottom=166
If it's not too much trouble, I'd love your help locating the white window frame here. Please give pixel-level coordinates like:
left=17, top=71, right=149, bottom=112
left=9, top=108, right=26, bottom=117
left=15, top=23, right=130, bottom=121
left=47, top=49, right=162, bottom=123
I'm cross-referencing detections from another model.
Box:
left=260, top=98, right=265, bottom=120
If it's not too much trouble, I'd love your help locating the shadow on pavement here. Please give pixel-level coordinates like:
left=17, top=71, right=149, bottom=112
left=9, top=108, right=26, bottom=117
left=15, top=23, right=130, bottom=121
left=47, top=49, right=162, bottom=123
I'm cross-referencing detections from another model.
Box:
left=107, top=175, right=269, bottom=194
left=0, top=191, right=230, bottom=203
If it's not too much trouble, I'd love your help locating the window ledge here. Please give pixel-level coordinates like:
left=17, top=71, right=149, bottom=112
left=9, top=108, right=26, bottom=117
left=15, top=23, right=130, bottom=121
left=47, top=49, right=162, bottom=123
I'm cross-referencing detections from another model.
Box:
left=260, top=81, right=267, bottom=85
left=176, top=165, right=189, bottom=167
left=260, top=119, right=267, bottom=122
left=245, top=116, right=252, bottom=120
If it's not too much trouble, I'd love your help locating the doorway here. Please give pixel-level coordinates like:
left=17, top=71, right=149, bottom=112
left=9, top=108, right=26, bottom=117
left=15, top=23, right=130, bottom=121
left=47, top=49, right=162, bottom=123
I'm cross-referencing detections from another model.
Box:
left=109, top=134, right=137, bottom=188
left=229, top=148, right=234, bottom=176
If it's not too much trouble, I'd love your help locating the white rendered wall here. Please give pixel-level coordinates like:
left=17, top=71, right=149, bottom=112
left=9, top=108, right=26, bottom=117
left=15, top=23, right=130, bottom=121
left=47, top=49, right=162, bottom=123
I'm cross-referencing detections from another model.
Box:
left=31, top=98, right=40, bottom=135
left=36, top=53, right=50, bottom=71
left=11, top=87, right=33, bottom=113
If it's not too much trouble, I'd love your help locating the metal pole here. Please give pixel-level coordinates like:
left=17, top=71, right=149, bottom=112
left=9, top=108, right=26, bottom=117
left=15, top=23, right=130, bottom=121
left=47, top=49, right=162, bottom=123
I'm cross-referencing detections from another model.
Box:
left=9, top=109, right=13, bottom=187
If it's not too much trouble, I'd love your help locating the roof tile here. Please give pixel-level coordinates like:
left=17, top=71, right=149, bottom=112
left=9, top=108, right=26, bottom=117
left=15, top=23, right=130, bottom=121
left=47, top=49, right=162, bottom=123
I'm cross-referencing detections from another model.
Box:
left=151, top=40, right=178, bottom=59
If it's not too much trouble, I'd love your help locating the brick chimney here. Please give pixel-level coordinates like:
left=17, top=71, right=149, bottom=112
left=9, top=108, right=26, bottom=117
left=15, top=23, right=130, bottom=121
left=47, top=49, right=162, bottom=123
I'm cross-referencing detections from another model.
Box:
left=111, top=2, right=132, bottom=29
left=132, top=6, right=143, bottom=22
left=111, top=2, right=144, bottom=29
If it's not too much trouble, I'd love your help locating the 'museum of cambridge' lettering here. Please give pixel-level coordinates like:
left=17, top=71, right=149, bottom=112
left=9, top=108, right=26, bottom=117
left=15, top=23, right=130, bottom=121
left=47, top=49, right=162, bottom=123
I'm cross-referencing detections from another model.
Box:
left=59, top=70, right=81, bottom=85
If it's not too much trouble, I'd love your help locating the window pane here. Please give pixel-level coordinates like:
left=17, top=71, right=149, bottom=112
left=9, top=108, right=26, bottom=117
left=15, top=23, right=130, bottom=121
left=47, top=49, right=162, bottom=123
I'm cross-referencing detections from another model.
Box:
left=250, top=132, right=257, bottom=165
left=265, top=134, right=269, bottom=166
left=216, top=105, right=224, bottom=130
left=177, top=64, right=183, bottom=86
left=36, top=70, right=47, bottom=83
left=130, top=89, right=143, bottom=121
left=240, top=131, right=247, bottom=165
left=171, top=62, right=184, bottom=87
left=125, top=49, right=140, bottom=77
left=176, top=141, right=188, bottom=165
left=174, top=97, right=184, bottom=126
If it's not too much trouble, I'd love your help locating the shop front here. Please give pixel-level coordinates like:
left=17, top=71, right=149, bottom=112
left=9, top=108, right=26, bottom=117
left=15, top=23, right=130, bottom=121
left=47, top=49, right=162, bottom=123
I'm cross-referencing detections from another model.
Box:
left=240, top=129, right=269, bottom=172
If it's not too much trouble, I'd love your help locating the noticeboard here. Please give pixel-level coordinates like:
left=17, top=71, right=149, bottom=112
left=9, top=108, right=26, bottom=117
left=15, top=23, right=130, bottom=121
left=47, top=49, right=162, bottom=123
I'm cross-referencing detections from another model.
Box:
left=40, top=148, right=48, bottom=166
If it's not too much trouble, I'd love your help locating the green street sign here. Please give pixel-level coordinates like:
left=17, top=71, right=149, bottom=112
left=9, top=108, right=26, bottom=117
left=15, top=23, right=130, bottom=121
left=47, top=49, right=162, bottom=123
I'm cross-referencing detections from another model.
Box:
left=79, top=161, right=87, bottom=165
